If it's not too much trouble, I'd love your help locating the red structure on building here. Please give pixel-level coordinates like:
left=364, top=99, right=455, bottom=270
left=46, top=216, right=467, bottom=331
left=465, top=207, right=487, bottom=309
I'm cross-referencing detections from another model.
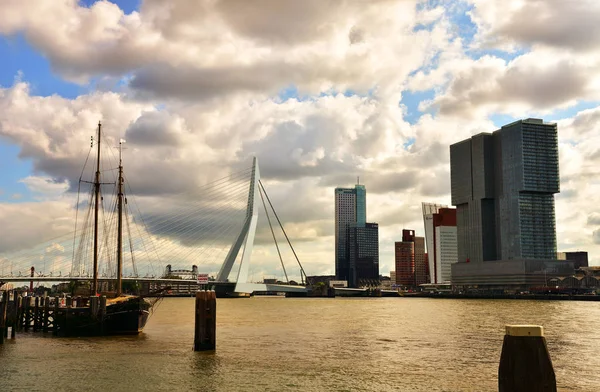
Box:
left=395, top=229, right=428, bottom=287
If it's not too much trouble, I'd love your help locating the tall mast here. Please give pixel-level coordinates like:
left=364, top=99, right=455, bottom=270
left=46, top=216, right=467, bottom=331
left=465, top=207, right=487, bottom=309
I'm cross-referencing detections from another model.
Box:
left=92, top=121, right=101, bottom=296
left=116, top=140, right=124, bottom=297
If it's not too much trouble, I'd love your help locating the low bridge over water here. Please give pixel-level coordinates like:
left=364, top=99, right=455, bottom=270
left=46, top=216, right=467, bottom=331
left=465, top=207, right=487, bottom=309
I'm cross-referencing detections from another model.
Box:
left=1, top=158, right=309, bottom=297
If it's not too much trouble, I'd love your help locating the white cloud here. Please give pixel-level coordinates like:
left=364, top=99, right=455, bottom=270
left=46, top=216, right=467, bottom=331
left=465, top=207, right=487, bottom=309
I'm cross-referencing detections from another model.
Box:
left=468, top=0, right=600, bottom=52
left=1, top=0, right=600, bottom=277
left=19, top=176, right=69, bottom=199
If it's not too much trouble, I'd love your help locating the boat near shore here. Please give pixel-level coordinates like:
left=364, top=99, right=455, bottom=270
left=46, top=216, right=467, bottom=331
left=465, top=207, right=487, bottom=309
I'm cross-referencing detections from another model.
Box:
left=63, top=122, right=157, bottom=336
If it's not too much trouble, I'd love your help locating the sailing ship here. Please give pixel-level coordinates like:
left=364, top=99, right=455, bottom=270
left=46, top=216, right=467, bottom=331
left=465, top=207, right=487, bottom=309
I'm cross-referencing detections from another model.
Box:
left=65, top=121, right=155, bottom=336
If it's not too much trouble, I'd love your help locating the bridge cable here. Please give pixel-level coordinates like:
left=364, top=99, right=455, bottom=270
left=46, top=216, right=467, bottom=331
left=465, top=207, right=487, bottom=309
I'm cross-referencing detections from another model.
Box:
left=258, top=180, right=308, bottom=285
left=258, top=183, right=289, bottom=284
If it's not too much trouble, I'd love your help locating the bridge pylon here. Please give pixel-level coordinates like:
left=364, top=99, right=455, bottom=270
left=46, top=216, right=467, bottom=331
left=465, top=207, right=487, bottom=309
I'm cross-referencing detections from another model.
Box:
left=216, top=157, right=260, bottom=286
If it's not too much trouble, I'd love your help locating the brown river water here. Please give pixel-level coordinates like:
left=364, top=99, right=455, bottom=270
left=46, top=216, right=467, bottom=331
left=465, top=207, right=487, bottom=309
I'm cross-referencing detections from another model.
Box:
left=1, top=297, right=599, bottom=391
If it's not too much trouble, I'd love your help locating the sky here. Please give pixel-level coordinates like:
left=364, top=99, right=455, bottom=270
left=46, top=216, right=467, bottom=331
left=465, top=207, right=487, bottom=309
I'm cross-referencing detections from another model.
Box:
left=1, top=0, right=600, bottom=280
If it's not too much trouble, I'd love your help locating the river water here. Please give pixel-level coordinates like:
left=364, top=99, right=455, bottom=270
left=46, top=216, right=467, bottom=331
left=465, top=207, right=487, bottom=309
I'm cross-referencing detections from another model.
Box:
left=1, top=297, right=599, bottom=391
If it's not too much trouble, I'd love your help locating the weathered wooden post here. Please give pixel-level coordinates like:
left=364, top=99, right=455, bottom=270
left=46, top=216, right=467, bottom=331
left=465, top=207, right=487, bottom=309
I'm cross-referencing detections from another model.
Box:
left=32, top=297, right=39, bottom=332
left=193, top=290, right=216, bottom=351
left=99, top=296, right=107, bottom=335
left=43, top=297, right=50, bottom=333
left=53, top=297, right=60, bottom=336
left=24, top=296, right=31, bottom=331
left=0, top=291, right=7, bottom=344
left=16, top=295, right=22, bottom=332
left=499, top=325, right=556, bottom=392
left=11, top=292, right=18, bottom=338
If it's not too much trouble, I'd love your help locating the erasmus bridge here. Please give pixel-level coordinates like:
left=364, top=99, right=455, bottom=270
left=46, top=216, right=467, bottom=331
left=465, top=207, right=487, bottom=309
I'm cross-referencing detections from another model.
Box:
left=0, top=158, right=309, bottom=296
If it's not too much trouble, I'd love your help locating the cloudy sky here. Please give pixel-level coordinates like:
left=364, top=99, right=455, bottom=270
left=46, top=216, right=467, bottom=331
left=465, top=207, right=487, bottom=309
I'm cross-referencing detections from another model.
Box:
left=1, top=0, right=600, bottom=280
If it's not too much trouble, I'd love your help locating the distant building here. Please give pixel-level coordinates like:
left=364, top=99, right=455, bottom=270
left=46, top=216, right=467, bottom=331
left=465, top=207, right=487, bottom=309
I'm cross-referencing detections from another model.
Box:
left=414, top=235, right=427, bottom=285
left=450, top=119, right=574, bottom=287
left=390, top=271, right=396, bottom=284
left=395, top=240, right=414, bottom=286
left=423, top=204, right=457, bottom=283
left=564, top=252, right=589, bottom=269
left=346, top=223, right=379, bottom=287
left=395, top=229, right=427, bottom=287
left=335, top=184, right=367, bottom=282
left=433, top=208, right=457, bottom=283
left=328, top=280, right=348, bottom=288
left=422, top=202, right=447, bottom=282
left=335, top=183, right=379, bottom=288
left=306, top=275, right=336, bottom=286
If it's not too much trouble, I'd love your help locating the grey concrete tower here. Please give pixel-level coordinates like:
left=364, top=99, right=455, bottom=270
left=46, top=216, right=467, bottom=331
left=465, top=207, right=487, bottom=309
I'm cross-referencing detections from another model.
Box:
left=450, top=118, right=559, bottom=265
left=496, top=119, right=559, bottom=260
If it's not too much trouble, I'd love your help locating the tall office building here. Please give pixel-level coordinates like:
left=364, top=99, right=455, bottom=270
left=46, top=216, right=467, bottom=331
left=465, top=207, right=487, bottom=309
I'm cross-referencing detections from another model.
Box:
left=335, top=183, right=377, bottom=287
left=433, top=208, right=457, bottom=283
left=450, top=118, right=574, bottom=287
left=347, top=223, right=379, bottom=287
left=394, top=229, right=427, bottom=287
left=422, top=202, right=447, bottom=282
left=422, top=203, right=457, bottom=283
left=335, top=185, right=366, bottom=280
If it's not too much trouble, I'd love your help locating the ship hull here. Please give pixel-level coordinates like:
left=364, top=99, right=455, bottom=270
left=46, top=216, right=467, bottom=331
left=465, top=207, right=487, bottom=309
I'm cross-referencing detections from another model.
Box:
left=56, top=296, right=152, bottom=337
left=102, top=297, right=152, bottom=335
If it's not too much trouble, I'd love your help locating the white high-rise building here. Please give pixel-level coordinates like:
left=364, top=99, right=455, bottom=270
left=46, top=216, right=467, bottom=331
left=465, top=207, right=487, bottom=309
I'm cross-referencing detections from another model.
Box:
left=422, top=202, right=457, bottom=284
left=435, top=226, right=458, bottom=283
left=422, top=202, right=447, bottom=283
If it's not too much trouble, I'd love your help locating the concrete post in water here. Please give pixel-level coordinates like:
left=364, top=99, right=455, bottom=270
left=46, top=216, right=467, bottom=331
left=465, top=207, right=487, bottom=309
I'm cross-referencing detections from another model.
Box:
left=499, top=325, right=556, bottom=392
left=194, top=290, right=216, bottom=351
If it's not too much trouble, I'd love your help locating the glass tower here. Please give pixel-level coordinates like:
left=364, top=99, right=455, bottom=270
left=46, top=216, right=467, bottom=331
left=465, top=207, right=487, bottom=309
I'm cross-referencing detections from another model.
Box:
left=335, top=183, right=368, bottom=284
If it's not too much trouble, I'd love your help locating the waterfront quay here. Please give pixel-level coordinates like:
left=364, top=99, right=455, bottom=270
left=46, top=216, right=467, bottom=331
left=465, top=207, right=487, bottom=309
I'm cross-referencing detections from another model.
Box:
left=1, top=297, right=599, bottom=392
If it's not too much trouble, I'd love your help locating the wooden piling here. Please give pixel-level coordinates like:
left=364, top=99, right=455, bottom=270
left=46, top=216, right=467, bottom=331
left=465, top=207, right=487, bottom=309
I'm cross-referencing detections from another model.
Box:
left=99, top=296, right=107, bottom=335
left=24, top=296, right=31, bottom=331
left=499, top=325, right=556, bottom=392
left=0, top=291, right=7, bottom=344
left=193, top=290, right=216, bottom=351
left=16, top=295, right=22, bottom=332
left=43, top=297, right=50, bottom=333
left=11, top=292, right=18, bottom=338
left=33, top=297, right=40, bottom=332
left=53, top=297, right=60, bottom=336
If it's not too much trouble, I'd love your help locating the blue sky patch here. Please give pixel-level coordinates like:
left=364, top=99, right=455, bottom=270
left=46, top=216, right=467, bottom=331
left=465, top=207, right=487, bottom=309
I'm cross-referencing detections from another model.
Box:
left=0, top=34, right=84, bottom=98
left=400, top=89, right=436, bottom=125
left=78, top=0, right=140, bottom=14
left=0, top=140, right=34, bottom=202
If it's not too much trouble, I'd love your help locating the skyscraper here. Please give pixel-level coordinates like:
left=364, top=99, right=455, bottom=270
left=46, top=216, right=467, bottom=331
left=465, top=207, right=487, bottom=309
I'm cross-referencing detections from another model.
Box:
left=450, top=118, right=574, bottom=287
left=394, top=229, right=427, bottom=287
left=335, top=183, right=375, bottom=286
left=347, top=223, right=379, bottom=287
left=422, top=202, right=457, bottom=283
left=433, top=208, right=457, bottom=283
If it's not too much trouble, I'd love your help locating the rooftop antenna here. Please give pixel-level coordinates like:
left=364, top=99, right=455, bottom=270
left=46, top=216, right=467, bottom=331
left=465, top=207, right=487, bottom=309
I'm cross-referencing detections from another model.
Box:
left=357, top=176, right=360, bottom=185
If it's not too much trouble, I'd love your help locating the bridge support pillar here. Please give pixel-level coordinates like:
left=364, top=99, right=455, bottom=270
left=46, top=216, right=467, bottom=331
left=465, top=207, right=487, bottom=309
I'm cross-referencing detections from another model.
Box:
left=193, top=290, right=216, bottom=351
